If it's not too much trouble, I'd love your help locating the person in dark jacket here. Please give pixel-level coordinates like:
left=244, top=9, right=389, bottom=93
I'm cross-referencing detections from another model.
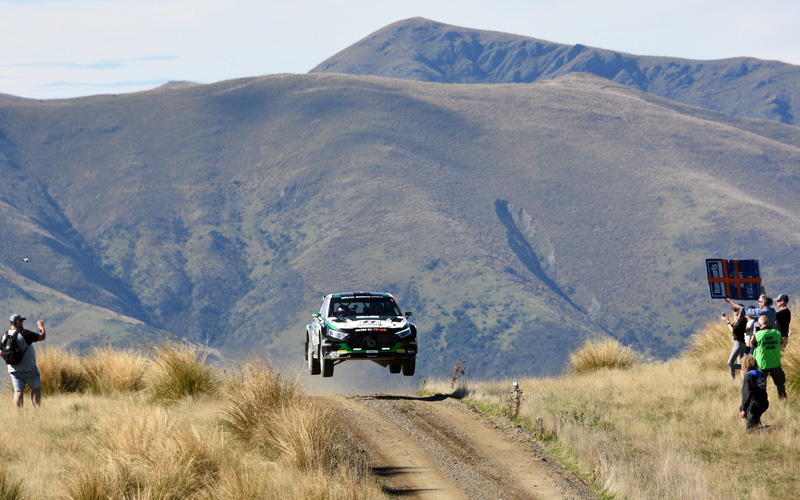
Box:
left=775, top=293, right=791, bottom=349
left=723, top=303, right=748, bottom=378
left=739, top=354, right=769, bottom=433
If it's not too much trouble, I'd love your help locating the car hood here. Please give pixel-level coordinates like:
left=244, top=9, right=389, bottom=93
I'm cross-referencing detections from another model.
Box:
left=326, top=317, right=409, bottom=333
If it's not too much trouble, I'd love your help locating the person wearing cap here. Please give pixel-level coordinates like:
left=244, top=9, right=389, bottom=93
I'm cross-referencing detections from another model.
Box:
left=775, top=294, right=791, bottom=347
left=5, top=314, right=46, bottom=409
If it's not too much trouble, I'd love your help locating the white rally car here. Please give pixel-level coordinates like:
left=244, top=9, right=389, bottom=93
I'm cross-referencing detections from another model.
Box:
left=305, top=292, right=418, bottom=377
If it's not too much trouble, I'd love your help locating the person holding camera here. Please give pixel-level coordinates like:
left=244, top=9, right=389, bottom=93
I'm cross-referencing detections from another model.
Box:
left=722, top=303, right=748, bottom=379
left=727, top=294, right=776, bottom=328
left=4, top=314, right=47, bottom=409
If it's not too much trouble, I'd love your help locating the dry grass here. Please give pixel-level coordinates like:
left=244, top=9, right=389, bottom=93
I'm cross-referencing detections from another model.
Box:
left=37, top=345, right=86, bottom=394
left=82, top=345, right=147, bottom=394
left=0, top=470, right=24, bottom=500
left=567, top=337, right=640, bottom=373
left=221, top=357, right=368, bottom=474
left=424, top=318, right=800, bottom=500
left=144, top=342, right=220, bottom=403
left=0, top=347, right=389, bottom=500
left=685, top=318, right=733, bottom=368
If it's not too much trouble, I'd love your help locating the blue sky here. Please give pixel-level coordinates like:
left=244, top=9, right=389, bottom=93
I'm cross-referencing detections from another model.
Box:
left=2, top=0, right=799, bottom=99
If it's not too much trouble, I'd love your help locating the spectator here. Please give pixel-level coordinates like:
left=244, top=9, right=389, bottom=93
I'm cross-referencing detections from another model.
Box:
left=739, top=354, right=769, bottom=433
left=723, top=304, right=748, bottom=379
left=775, top=293, right=791, bottom=348
left=727, top=294, right=776, bottom=328
left=3, top=314, right=47, bottom=409
left=750, top=315, right=787, bottom=401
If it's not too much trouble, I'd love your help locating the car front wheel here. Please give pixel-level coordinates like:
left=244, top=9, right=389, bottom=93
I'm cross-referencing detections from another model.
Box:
left=321, top=355, right=334, bottom=377
left=402, top=359, right=415, bottom=376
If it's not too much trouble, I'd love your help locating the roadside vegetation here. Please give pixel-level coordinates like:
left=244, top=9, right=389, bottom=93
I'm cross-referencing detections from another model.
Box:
left=424, top=319, right=800, bottom=500
left=0, top=343, right=387, bottom=500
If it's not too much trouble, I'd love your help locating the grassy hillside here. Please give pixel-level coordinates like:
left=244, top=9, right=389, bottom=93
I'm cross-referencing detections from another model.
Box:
left=2, top=72, right=800, bottom=377
left=0, top=344, right=386, bottom=499
left=312, top=17, right=800, bottom=125
left=424, top=314, right=800, bottom=499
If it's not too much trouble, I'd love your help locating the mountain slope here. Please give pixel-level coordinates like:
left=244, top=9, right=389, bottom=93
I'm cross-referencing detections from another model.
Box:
left=311, top=17, right=800, bottom=126
left=2, top=73, right=800, bottom=376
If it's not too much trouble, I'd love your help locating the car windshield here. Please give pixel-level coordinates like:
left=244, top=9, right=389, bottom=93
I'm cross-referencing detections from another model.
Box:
left=328, top=296, right=403, bottom=317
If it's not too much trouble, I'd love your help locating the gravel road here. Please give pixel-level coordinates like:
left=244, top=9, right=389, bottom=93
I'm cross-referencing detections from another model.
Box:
left=334, top=393, right=598, bottom=500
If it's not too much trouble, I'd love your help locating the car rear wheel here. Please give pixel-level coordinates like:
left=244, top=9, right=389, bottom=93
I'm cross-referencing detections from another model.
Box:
left=307, top=337, right=320, bottom=375
left=402, top=359, right=415, bottom=376
left=389, top=361, right=401, bottom=373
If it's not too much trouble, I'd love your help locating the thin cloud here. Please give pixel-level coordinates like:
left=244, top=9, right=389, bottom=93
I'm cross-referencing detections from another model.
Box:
left=44, top=79, right=170, bottom=88
left=4, top=55, right=178, bottom=70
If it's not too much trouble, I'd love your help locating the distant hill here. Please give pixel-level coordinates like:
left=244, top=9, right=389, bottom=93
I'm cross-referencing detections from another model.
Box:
left=311, top=17, right=800, bottom=126
left=2, top=72, right=800, bottom=377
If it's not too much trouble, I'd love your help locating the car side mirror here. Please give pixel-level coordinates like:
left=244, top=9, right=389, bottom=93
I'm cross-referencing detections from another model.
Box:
left=313, top=313, right=321, bottom=318
left=405, top=311, right=413, bottom=317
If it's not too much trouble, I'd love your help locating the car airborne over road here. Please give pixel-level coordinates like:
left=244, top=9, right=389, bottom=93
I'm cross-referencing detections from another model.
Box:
left=306, top=292, right=417, bottom=377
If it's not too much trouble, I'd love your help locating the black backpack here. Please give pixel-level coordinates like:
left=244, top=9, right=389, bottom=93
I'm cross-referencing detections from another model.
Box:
left=1, top=330, right=28, bottom=365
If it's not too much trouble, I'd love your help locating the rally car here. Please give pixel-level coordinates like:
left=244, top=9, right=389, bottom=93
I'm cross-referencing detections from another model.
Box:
left=305, top=292, right=417, bottom=377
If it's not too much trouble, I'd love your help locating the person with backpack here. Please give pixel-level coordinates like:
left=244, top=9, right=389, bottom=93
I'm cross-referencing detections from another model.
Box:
left=2, top=314, right=47, bottom=409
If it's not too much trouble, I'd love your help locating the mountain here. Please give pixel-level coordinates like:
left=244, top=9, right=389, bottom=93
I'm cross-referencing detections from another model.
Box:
left=2, top=70, right=800, bottom=377
left=311, top=18, right=800, bottom=126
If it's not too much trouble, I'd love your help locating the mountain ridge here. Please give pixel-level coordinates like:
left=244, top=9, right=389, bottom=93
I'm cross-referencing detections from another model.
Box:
left=311, top=17, right=800, bottom=126
left=2, top=70, right=800, bottom=377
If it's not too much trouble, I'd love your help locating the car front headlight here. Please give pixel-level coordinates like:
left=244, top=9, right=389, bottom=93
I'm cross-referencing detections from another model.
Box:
left=325, top=327, right=349, bottom=341
left=395, top=328, right=414, bottom=339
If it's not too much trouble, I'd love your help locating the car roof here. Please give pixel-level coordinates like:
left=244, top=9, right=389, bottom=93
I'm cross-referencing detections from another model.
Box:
left=323, top=292, right=394, bottom=300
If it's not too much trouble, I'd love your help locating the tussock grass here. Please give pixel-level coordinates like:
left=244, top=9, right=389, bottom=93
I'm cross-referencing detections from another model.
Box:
left=37, top=345, right=86, bottom=395
left=568, top=337, right=639, bottom=373
left=424, top=318, right=800, bottom=500
left=783, top=347, right=800, bottom=394
left=144, top=342, right=220, bottom=403
left=67, top=401, right=222, bottom=499
left=0, top=346, right=388, bottom=500
left=685, top=318, right=732, bottom=367
left=222, top=357, right=366, bottom=474
left=222, top=356, right=301, bottom=444
left=0, top=470, right=24, bottom=500
left=82, top=345, right=147, bottom=394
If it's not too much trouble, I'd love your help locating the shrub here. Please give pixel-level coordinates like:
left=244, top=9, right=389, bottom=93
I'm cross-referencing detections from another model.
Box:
left=82, top=345, right=147, bottom=394
left=67, top=403, right=221, bottom=499
left=685, top=319, right=731, bottom=368
left=568, top=337, right=639, bottom=373
left=0, top=470, right=25, bottom=500
left=222, top=356, right=301, bottom=444
left=144, top=342, right=219, bottom=403
left=782, top=342, right=800, bottom=395
left=36, top=346, right=86, bottom=395
left=221, top=357, right=358, bottom=473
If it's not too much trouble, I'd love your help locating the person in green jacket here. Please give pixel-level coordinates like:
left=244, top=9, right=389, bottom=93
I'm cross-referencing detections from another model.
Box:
left=750, top=315, right=787, bottom=401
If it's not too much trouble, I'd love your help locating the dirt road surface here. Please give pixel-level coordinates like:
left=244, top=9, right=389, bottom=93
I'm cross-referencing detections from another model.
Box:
left=334, top=393, right=598, bottom=500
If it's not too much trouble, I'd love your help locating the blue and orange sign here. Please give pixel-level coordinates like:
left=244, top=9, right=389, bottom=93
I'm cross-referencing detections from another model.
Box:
left=706, top=259, right=761, bottom=300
